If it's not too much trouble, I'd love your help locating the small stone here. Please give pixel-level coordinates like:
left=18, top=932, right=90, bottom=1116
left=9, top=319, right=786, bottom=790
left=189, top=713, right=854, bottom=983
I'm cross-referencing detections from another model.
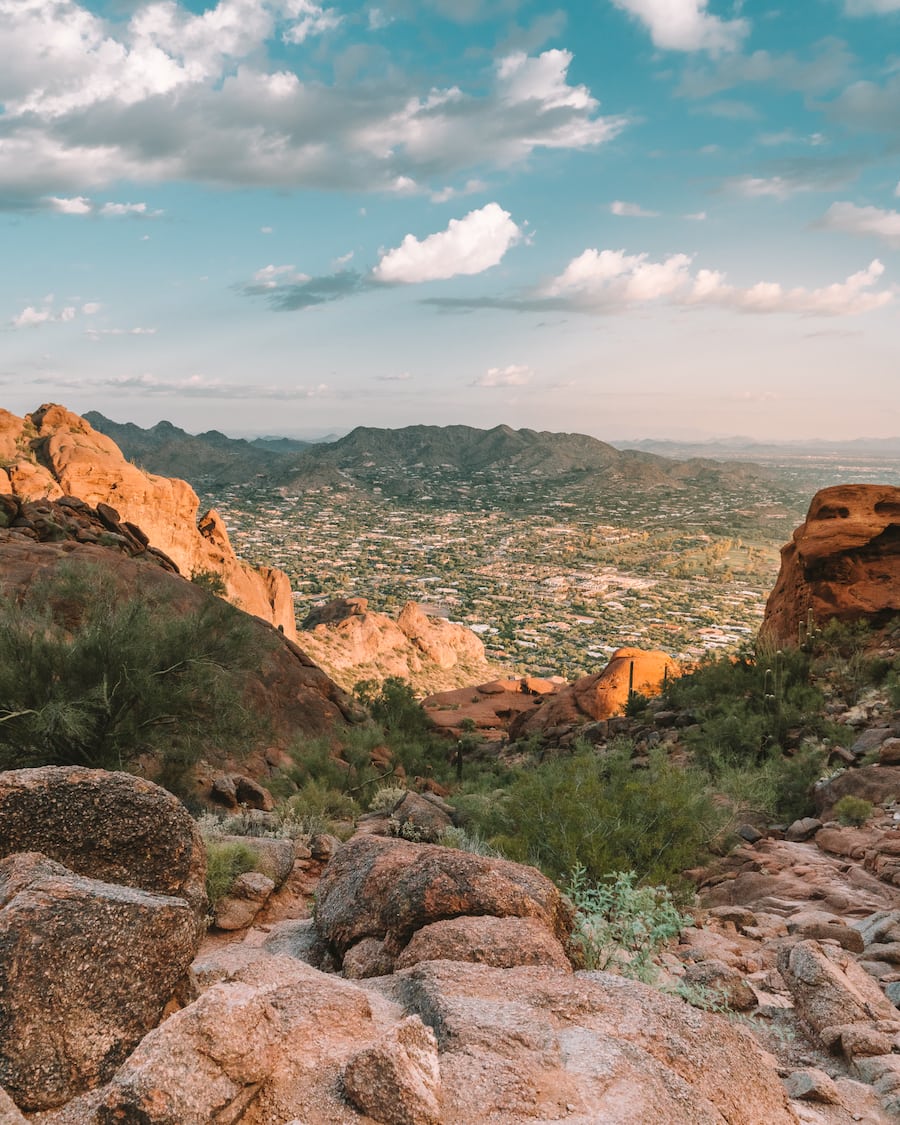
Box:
left=786, top=818, right=822, bottom=843
left=737, top=824, right=763, bottom=844
left=784, top=1068, right=842, bottom=1105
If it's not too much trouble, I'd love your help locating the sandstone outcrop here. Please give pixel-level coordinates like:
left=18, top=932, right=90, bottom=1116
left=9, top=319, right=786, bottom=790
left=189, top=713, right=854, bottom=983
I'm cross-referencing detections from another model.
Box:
left=0, top=405, right=295, bottom=637
left=313, top=834, right=573, bottom=973
left=0, top=852, right=197, bottom=1111
left=300, top=597, right=495, bottom=694
left=763, top=484, right=900, bottom=645
left=510, top=646, right=678, bottom=741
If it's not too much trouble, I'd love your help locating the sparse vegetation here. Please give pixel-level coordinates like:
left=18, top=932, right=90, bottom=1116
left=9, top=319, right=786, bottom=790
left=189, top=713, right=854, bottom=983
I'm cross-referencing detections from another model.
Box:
left=204, top=839, right=258, bottom=909
left=0, top=560, right=271, bottom=780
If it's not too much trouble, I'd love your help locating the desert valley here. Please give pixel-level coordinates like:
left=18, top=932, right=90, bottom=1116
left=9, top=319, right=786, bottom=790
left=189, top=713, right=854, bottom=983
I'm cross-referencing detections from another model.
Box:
left=0, top=403, right=899, bottom=1123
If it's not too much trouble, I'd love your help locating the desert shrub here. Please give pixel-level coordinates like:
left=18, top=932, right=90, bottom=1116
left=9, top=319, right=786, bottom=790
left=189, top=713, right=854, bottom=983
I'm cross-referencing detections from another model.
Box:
left=354, top=676, right=430, bottom=737
left=833, top=795, right=874, bottom=827
left=368, top=785, right=408, bottom=813
left=716, top=743, right=826, bottom=824
left=0, top=559, right=270, bottom=776
left=190, top=568, right=227, bottom=597
left=205, top=839, right=257, bottom=908
left=485, top=744, right=726, bottom=888
left=281, top=778, right=359, bottom=825
left=436, top=825, right=502, bottom=857
left=566, top=865, right=688, bottom=982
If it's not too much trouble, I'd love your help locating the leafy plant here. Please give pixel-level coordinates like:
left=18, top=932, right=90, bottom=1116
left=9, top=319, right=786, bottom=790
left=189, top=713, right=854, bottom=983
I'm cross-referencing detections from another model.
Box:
left=833, top=795, right=874, bottom=827
left=204, top=839, right=257, bottom=908
left=566, top=865, right=688, bottom=982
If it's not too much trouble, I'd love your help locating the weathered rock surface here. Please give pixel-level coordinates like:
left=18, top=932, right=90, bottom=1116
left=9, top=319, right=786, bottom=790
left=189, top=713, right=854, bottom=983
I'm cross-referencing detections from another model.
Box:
left=0, top=404, right=295, bottom=636
left=510, top=646, right=679, bottom=740
left=0, top=852, right=197, bottom=1111
left=395, top=915, right=573, bottom=972
left=0, top=767, right=208, bottom=922
left=94, top=954, right=397, bottom=1125
left=342, top=1016, right=442, bottom=1125
left=299, top=596, right=495, bottom=694
left=375, top=961, right=798, bottom=1124
left=213, top=871, right=277, bottom=931
left=314, top=835, right=573, bottom=970
left=763, top=484, right=900, bottom=645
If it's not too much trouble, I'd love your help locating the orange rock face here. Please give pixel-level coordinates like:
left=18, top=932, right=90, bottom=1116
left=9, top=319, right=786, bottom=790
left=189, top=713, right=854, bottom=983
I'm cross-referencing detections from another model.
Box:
left=0, top=405, right=295, bottom=638
left=762, top=484, right=900, bottom=646
left=512, top=647, right=679, bottom=738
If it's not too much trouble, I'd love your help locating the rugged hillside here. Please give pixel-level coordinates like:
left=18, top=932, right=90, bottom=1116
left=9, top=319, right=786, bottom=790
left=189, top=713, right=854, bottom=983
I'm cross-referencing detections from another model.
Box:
left=0, top=405, right=296, bottom=638
left=0, top=495, right=357, bottom=764
left=84, top=412, right=309, bottom=484
left=763, top=484, right=900, bottom=645
left=299, top=597, right=496, bottom=694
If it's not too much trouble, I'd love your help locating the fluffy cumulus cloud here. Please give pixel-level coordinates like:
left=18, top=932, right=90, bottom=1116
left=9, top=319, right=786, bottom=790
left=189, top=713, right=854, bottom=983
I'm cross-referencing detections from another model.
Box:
left=819, top=202, right=900, bottom=247
left=610, top=0, right=748, bottom=54
left=471, top=364, right=531, bottom=387
left=43, top=195, right=160, bottom=217
left=373, top=203, right=521, bottom=283
left=0, top=1, right=623, bottom=207
left=538, top=249, right=892, bottom=316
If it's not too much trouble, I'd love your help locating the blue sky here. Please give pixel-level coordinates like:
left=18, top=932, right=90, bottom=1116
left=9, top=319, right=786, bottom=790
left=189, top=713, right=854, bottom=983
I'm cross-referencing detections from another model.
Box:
left=2, top=0, right=899, bottom=440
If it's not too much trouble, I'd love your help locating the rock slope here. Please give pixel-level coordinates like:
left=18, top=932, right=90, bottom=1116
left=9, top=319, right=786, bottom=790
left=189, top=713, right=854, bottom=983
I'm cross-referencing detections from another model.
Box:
left=0, top=404, right=295, bottom=638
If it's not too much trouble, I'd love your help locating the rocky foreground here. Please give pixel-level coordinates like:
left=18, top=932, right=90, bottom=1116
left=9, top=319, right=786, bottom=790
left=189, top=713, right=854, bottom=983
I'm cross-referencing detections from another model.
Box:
left=0, top=765, right=898, bottom=1124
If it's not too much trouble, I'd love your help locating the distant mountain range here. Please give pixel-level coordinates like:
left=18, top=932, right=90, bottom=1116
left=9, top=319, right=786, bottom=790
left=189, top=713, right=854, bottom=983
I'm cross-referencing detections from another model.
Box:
left=617, top=436, right=900, bottom=460
left=86, top=414, right=771, bottom=498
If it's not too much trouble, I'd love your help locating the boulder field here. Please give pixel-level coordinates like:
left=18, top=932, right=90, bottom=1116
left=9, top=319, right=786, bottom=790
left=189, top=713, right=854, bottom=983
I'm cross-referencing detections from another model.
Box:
left=0, top=766, right=814, bottom=1125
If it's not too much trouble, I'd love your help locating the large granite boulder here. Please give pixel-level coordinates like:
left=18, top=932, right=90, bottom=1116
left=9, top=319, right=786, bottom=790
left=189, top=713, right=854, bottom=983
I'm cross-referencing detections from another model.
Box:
left=0, top=766, right=208, bottom=922
left=0, top=853, right=197, bottom=1111
left=314, top=835, right=573, bottom=973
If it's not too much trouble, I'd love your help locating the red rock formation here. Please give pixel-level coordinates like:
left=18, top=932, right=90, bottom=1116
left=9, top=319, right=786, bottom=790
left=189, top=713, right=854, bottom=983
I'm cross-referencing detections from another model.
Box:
left=0, top=405, right=295, bottom=637
left=511, top=646, right=679, bottom=740
left=423, top=676, right=563, bottom=741
left=300, top=597, right=494, bottom=693
left=763, top=484, right=900, bottom=646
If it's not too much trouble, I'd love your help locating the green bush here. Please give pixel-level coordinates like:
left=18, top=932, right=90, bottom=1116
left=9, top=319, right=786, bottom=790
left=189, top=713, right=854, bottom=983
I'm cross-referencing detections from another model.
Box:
left=205, top=839, right=257, bottom=908
left=484, top=744, right=726, bottom=888
left=566, top=865, right=688, bottom=982
left=0, top=560, right=271, bottom=777
left=833, top=795, right=874, bottom=827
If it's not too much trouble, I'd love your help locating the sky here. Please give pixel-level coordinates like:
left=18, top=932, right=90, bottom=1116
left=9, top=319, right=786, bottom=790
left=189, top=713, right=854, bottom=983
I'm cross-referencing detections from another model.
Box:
left=2, top=0, right=900, bottom=442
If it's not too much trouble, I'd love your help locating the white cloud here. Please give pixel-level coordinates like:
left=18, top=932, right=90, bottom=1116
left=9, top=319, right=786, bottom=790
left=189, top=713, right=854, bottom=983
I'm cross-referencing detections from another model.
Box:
left=85, top=326, right=157, bottom=339
left=472, top=364, right=532, bottom=387
left=99, top=201, right=152, bottom=216
left=542, top=248, right=694, bottom=303
left=430, top=179, right=488, bottom=204
left=81, top=302, right=101, bottom=315
left=12, top=306, right=54, bottom=328
left=819, top=202, right=900, bottom=248
left=610, top=0, right=748, bottom=54
left=47, top=195, right=92, bottom=214
left=251, top=263, right=311, bottom=289
left=281, top=1, right=341, bottom=43
left=727, top=175, right=797, bottom=200
left=610, top=200, right=659, bottom=217
left=373, top=202, right=521, bottom=284
left=540, top=248, right=892, bottom=317
left=684, top=210, right=707, bottom=220
left=0, top=5, right=624, bottom=208
left=261, top=226, right=273, bottom=233
left=375, top=371, right=413, bottom=381
left=97, top=373, right=330, bottom=399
